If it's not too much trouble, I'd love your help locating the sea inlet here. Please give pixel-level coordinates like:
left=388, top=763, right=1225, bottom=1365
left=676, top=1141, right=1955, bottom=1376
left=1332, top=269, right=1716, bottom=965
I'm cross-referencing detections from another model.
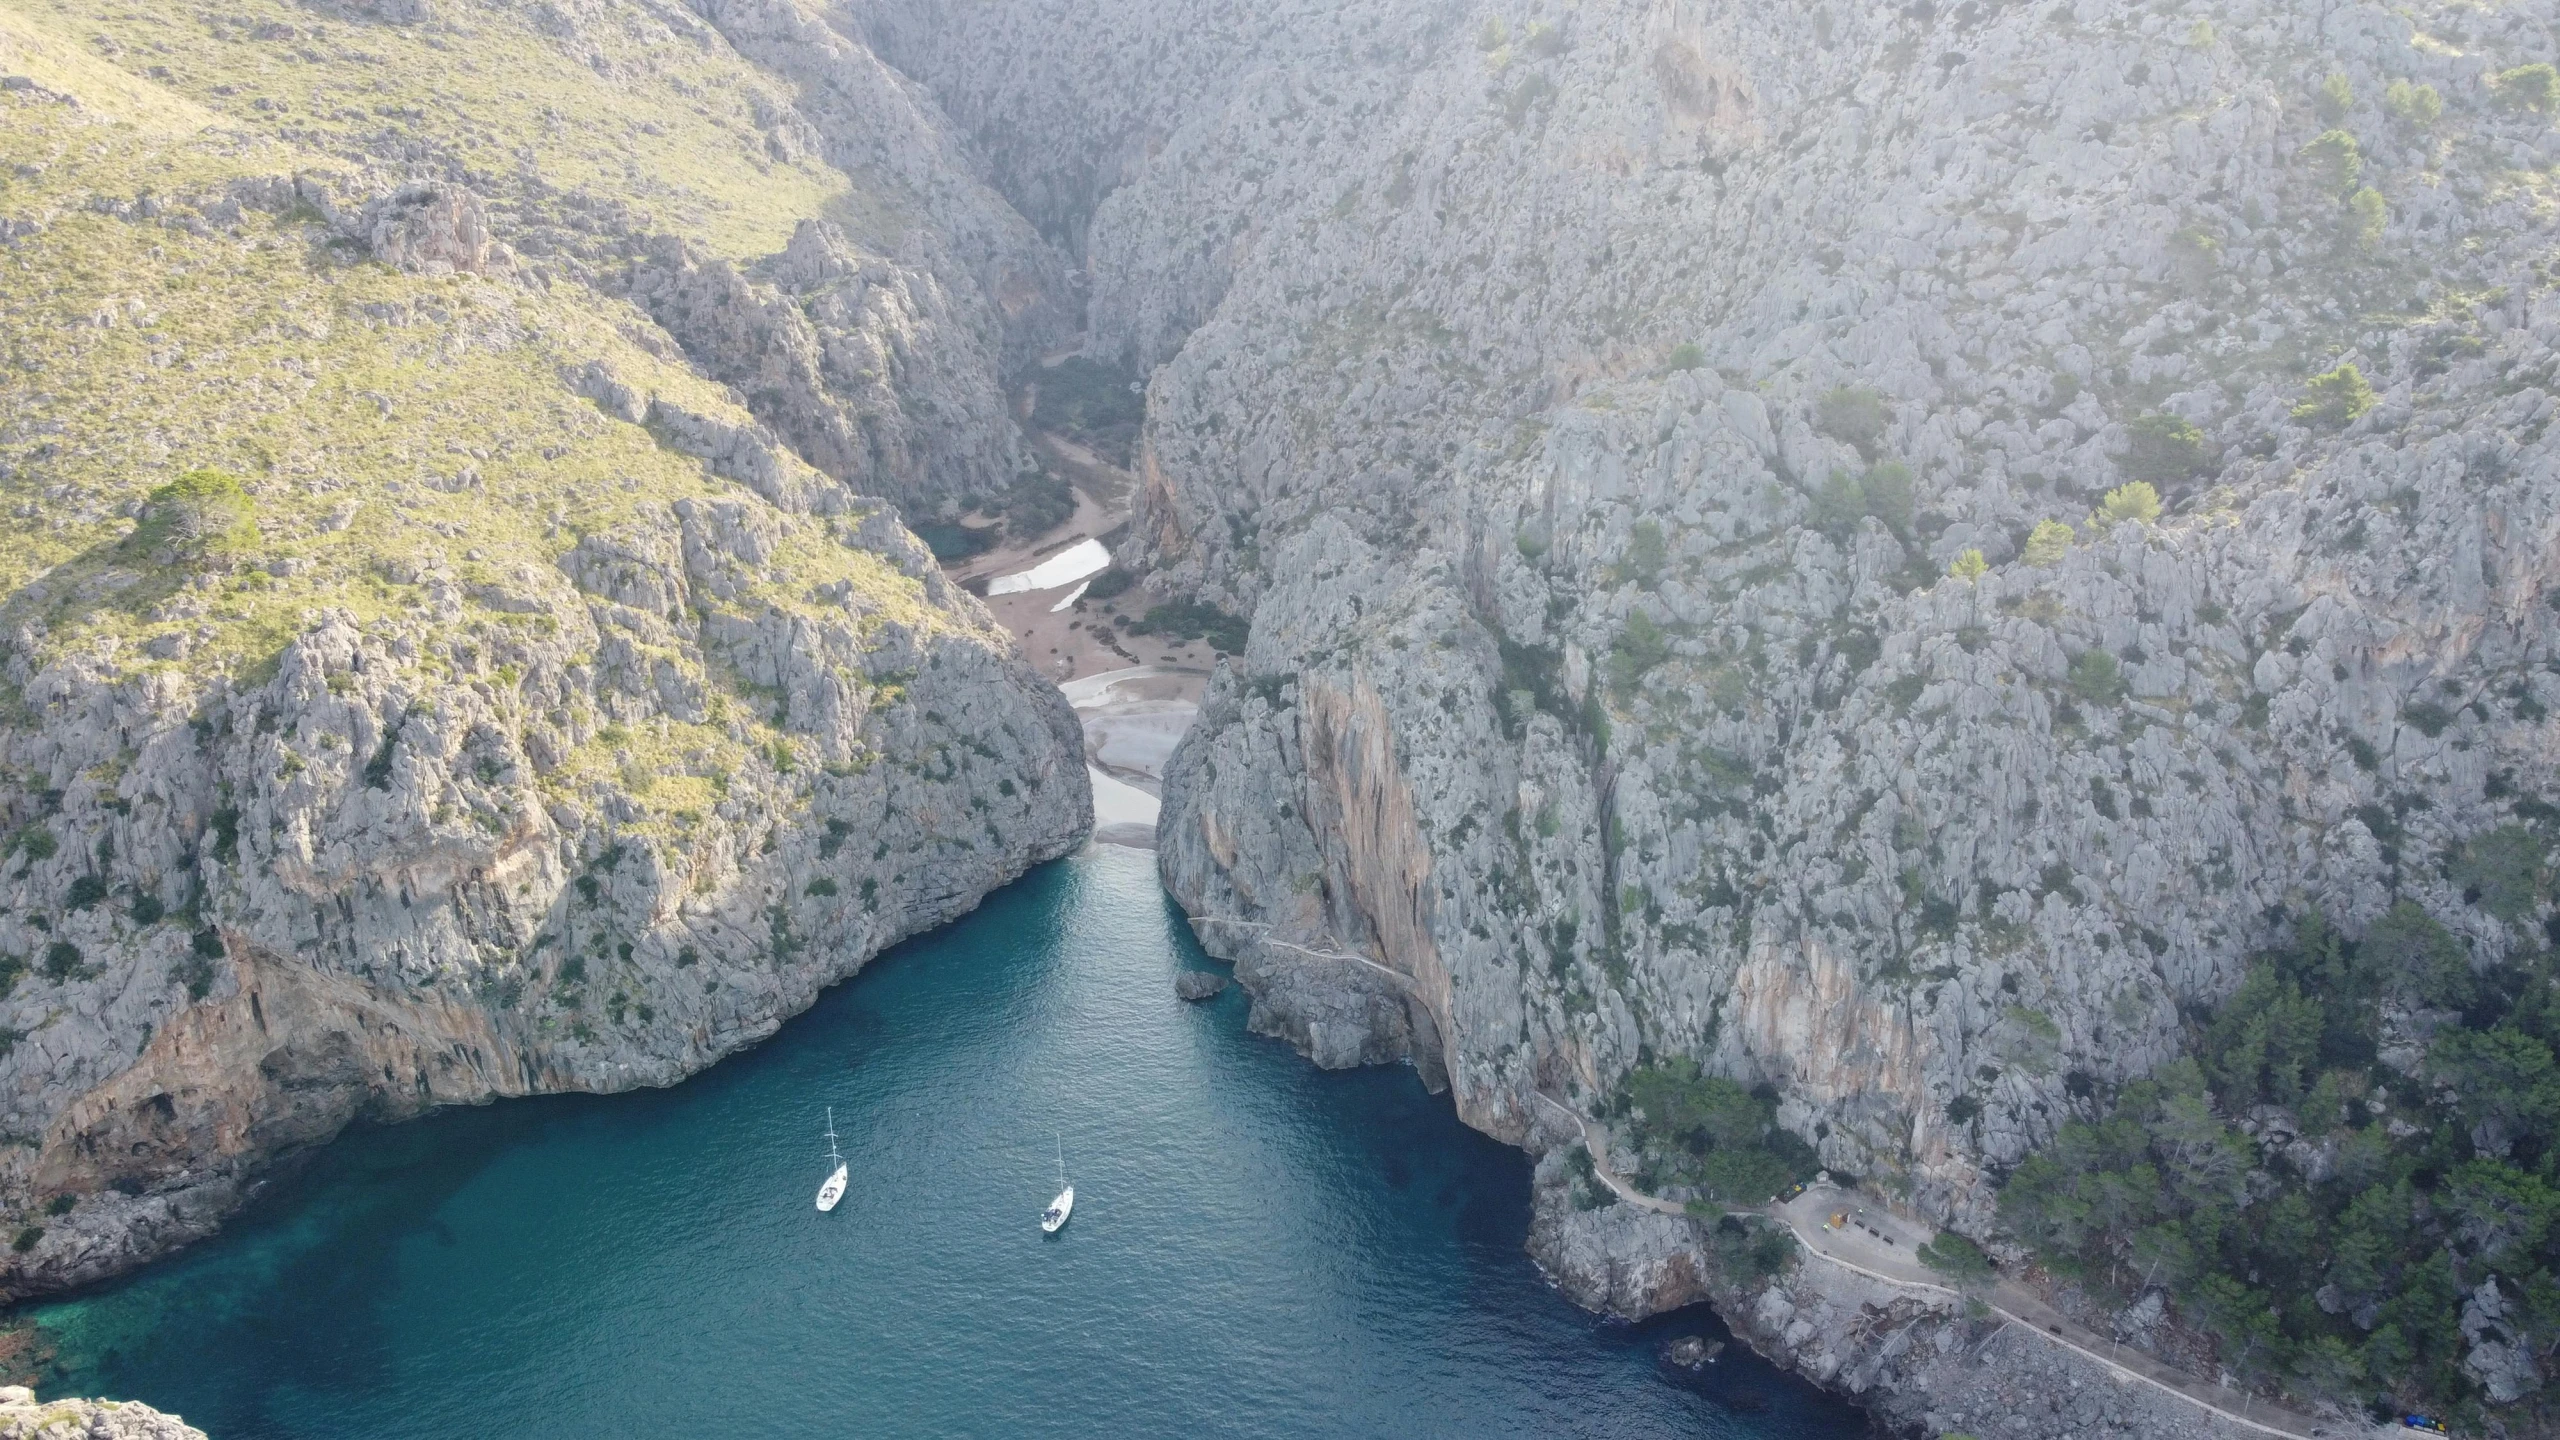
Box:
left=32, top=846, right=1867, bottom=1439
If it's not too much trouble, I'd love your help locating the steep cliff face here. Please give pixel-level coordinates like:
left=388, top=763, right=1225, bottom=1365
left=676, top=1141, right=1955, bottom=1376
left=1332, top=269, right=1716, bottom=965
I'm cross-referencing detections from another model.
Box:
left=0, top=2, right=1087, bottom=1297
left=882, top=0, right=2560, bottom=1196
left=856, top=0, right=2560, bottom=1410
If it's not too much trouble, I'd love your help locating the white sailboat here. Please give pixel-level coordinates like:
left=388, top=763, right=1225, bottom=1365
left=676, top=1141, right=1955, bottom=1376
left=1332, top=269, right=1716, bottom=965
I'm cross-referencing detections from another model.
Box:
left=1039, top=1133, right=1074, bottom=1234
left=815, top=1107, right=848, bottom=1213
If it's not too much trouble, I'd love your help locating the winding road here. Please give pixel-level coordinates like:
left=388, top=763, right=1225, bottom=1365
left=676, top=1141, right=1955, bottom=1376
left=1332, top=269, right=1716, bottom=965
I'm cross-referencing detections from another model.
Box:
left=1524, top=1091, right=2378, bottom=1440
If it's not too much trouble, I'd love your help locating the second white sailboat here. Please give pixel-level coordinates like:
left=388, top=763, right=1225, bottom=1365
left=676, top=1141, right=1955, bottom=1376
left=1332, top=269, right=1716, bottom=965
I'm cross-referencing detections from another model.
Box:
left=1039, top=1133, right=1074, bottom=1234
left=815, top=1107, right=849, bottom=1212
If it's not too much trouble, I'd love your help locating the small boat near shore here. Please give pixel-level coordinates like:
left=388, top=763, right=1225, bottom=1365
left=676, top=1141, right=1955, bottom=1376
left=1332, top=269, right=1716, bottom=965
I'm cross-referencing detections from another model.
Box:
left=815, top=1108, right=848, bottom=1213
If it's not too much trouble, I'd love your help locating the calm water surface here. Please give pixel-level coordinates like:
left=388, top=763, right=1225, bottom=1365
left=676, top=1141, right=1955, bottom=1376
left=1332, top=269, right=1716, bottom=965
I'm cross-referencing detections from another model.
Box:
left=34, top=847, right=1868, bottom=1439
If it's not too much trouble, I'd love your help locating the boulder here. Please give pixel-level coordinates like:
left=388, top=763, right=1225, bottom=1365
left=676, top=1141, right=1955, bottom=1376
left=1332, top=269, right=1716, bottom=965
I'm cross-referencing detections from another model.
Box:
left=1173, top=969, right=1230, bottom=1002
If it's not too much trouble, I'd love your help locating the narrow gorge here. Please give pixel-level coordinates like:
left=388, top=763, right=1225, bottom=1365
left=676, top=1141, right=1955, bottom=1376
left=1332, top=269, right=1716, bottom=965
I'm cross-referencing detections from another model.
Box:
left=7, top=0, right=2560, bottom=1434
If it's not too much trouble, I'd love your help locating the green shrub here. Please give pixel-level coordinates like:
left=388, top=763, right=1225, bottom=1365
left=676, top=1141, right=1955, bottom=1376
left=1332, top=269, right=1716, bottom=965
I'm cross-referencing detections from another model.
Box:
left=2362, top=900, right=2472, bottom=1010
left=1029, top=356, right=1145, bottom=467
left=1917, top=1229, right=1996, bottom=1283
left=2493, top=63, right=2559, bottom=115
left=2067, top=649, right=2124, bottom=705
left=136, top=467, right=259, bottom=561
left=2298, top=129, right=2362, bottom=194
left=11, top=1228, right=40, bottom=1253
left=1712, top=1213, right=1800, bottom=1279
left=1948, top=549, right=1988, bottom=583
left=44, top=1195, right=74, bottom=1217
left=1618, top=1059, right=1820, bottom=1204
left=2022, top=519, right=2074, bottom=566
left=2384, top=79, right=2443, bottom=127
left=804, top=877, right=839, bottom=897
left=2344, top=187, right=2387, bottom=251
left=1815, top=385, right=1889, bottom=451
left=1860, top=461, right=1915, bottom=536
left=2123, top=413, right=2204, bottom=484
left=911, top=521, right=996, bottom=563
left=1809, top=469, right=1866, bottom=537
left=997, top=472, right=1076, bottom=543
left=1131, top=600, right=1250, bottom=655
left=64, top=875, right=108, bottom=911
left=2291, top=363, right=2375, bottom=427
left=209, top=807, right=241, bottom=865
left=1622, top=520, right=1668, bottom=584
left=40, top=942, right=81, bottom=982
left=1666, top=342, right=1706, bottom=372
left=1608, top=612, right=1673, bottom=699
left=128, top=893, right=165, bottom=926
left=1808, top=463, right=1914, bottom=540
left=2314, top=73, right=2353, bottom=125
left=2100, top=480, right=2161, bottom=524
left=13, top=826, right=57, bottom=862
left=1083, top=566, right=1137, bottom=601
left=2454, top=825, right=2545, bottom=922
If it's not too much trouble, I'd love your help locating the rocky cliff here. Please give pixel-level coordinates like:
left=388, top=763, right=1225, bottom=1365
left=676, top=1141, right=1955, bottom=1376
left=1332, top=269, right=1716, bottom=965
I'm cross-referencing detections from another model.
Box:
left=0, top=1, right=1087, bottom=1298
left=0, top=1386, right=199, bottom=1440
left=15, top=0, right=2560, bottom=1424
left=853, top=0, right=2560, bottom=1421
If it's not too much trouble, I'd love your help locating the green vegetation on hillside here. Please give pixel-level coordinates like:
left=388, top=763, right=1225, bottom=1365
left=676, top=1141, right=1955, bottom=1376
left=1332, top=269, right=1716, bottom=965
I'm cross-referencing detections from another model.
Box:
left=1030, top=357, right=1145, bottom=468
left=1612, top=1058, right=1822, bottom=1205
left=2000, top=864, right=2560, bottom=1422
left=0, top=73, right=965, bottom=845
left=11, top=0, right=846, bottom=259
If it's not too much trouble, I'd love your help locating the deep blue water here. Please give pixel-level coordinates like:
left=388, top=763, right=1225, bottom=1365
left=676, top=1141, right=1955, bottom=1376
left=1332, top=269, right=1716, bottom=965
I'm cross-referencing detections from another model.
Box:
left=30, top=847, right=1868, bottom=1439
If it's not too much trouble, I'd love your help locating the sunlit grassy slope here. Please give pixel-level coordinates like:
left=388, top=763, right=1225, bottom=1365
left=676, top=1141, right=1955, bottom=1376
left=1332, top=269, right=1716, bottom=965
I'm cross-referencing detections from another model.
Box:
left=7, top=0, right=848, bottom=260
left=0, top=29, right=973, bottom=834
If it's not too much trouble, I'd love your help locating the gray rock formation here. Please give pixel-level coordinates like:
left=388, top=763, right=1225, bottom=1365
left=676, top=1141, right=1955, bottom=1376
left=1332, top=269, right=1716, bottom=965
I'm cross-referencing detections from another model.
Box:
left=878, top=0, right=2559, bottom=1199
left=19, top=0, right=2560, bottom=1425
left=0, top=1387, right=202, bottom=1440
left=1172, top=968, right=1229, bottom=1001
left=851, top=0, right=2560, bottom=1417
left=1525, top=1163, right=2254, bottom=1439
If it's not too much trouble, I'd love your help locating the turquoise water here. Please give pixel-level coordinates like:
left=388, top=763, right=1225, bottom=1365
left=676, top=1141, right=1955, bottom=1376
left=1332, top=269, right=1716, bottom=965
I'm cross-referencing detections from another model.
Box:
left=32, top=847, right=1867, bottom=1439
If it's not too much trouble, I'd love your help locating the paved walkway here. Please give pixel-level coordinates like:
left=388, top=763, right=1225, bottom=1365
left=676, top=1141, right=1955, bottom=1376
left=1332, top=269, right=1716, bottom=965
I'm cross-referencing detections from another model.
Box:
left=1186, top=917, right=1418, bottom=991
left=1526, top=1092, right=2373, bottom=1440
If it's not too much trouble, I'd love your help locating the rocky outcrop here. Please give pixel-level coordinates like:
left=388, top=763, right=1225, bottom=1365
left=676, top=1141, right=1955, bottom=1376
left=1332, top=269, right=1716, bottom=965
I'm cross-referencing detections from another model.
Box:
left=1525, top=1162, right=2256, bottom=1439
left=0, top=1387, right=201, bottom=1440
left=0, top=4, right=1091, bottom=1300
left=1172, top=968, right=1228, bottom=1001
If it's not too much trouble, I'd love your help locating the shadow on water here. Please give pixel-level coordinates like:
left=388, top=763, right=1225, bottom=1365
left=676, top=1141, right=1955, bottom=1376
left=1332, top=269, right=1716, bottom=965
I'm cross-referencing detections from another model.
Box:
left=28, top=848, right=1873, bottom=1440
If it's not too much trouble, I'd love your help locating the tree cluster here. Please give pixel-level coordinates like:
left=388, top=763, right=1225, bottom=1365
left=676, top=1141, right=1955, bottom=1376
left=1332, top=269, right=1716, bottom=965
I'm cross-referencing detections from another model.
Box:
left=2001, top=868, right=2560, bottom=1423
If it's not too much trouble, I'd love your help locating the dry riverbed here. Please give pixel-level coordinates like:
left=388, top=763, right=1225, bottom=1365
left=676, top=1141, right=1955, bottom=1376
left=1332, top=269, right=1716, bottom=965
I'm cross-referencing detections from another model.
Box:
left=938, top=381, right=1218, bottom=846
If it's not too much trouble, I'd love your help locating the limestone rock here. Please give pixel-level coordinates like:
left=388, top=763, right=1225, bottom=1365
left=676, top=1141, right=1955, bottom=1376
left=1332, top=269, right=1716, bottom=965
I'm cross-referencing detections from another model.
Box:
left=0, top=1389, right=203, bottom=1440
left=1172, top=969, right=1229, bottom=1001
left=360, top=184, right=505, bottom=276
